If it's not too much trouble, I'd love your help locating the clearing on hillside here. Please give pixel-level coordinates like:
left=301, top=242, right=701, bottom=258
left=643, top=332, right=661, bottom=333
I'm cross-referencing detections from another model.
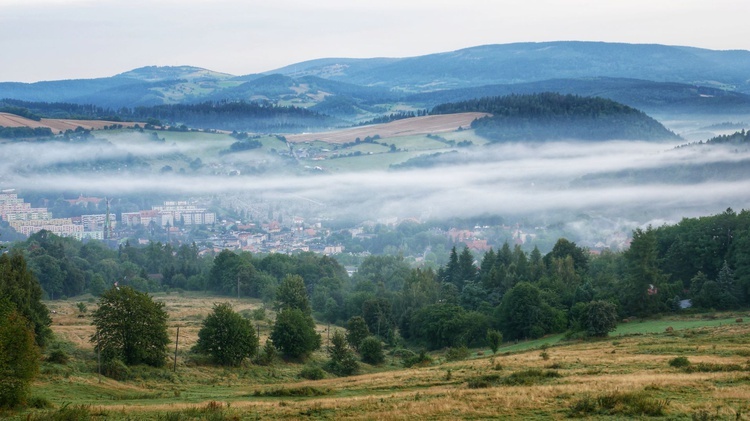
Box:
left=286, top=112, right=489, bottom=144
left=0, top=112, right=142, bottom=133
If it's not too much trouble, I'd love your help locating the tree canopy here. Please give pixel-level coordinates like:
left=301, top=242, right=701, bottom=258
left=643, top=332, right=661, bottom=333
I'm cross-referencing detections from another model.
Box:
left=91, top=286, right=170, bottom=367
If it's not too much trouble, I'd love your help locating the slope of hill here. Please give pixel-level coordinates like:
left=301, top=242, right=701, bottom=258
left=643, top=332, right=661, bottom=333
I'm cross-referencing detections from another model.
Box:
left=432, top=93, right=680, bottom=142
left=406, top=77, right=750, bottom=116
left=269, top=42, right=750, bottom=93
left=0, top=112, right=140, bottom=133
left=286, top=112, right=488, bottom=144
left=2, top=42, right=750, bottom=126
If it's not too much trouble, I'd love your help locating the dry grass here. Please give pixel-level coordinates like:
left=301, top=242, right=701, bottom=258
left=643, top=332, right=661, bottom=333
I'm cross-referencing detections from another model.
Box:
left=286, top=113, right=490, bottom=144
left=34, top=296, right=750, bottom=420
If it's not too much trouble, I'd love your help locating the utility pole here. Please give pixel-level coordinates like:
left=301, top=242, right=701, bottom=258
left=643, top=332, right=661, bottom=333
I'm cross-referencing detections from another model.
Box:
left=237, top=275, right=240, bottom=300
left=173, top=327, right=180, bottom=373
left=97, top=331, right=101, bottom=383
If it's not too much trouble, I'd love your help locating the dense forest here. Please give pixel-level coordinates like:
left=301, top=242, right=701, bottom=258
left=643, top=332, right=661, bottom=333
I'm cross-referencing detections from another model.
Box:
left=430, top=93, right=680, bottom=141
left=6, top=207, right=749, bottom=350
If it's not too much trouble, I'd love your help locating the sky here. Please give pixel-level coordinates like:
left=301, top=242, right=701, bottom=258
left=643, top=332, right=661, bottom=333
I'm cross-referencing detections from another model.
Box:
left=1, top=0, right=750, bottom=83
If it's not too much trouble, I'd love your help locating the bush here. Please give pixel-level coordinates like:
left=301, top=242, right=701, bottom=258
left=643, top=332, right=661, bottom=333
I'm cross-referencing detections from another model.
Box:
left=445, top=346, right=471, bottom=362
left=299, top=365, right=326, bottom=380
left=502, top=369, right=561, bottom=386
left=102, top=358, right=131, bottom=381
left=253, top=386, right=330, bottom=397
left=46, top=349, right=70, bottom=365
left=26, top=403, right=94, bottom=420
left=27, top=396, right=53, bottom=409
left=254, top=340, right=278, bottom=366
left=569, top=391, right=668, bottom=417
left=467, top=374, right=502, bottom=389
left=359, top=336, right=385, bottom=365
left=403, top=350, right=432, bottom=368
left=668, top=356, right=691, bottom=368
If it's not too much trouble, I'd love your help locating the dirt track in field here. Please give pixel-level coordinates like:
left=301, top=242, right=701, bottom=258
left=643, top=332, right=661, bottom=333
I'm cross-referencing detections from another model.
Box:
left=286, top=112, right=490, bottom=144
left=0, top=112, right=142, bottom=133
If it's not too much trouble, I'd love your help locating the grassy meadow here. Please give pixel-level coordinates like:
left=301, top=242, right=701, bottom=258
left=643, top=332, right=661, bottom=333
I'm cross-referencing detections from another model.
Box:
left=7, top=293, right=750, bottom=420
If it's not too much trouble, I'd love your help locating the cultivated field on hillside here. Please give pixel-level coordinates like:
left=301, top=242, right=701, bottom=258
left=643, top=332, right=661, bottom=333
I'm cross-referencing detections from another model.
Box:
left=10, top=294, right=750, bottom=420
left=0, top=112, right=142, bottom=132
left=286, top=113, right=490, bottom=144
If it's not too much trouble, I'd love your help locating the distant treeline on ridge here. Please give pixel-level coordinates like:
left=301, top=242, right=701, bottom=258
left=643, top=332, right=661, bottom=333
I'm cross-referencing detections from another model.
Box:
left=430, top=93, right=681, bottom=141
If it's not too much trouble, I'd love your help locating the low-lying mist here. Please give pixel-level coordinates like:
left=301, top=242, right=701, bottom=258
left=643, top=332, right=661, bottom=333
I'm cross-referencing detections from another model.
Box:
left=3, top=136, right=750, bottom=232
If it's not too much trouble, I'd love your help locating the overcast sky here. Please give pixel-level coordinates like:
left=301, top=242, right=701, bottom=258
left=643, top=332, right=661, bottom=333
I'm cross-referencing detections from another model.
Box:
left=1, top=0, right=749, bottom=83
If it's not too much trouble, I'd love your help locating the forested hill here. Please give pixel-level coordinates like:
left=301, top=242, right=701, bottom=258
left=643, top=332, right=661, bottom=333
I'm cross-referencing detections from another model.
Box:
left=0, top=99, right=341, bottom=133
left=431, top=93, right=680, bottom=142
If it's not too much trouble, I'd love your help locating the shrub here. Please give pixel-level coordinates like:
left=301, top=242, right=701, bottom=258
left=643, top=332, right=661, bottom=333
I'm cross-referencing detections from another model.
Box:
left=445, top=346, right=471, bottom=362
left=359, top=336, right=385, bottom=365
left=467, top=374, right=502, bottom=389
left=46, top=349, right=70, bottom=365
left=102, top=358, right=130, bottom=381
left=668, top=356, right=691, bottom=368
left=403, top=350, right=433, bottom=368
left=254, top=340, right=278, bottom=366
left=253, top=386, right=330, bottom=397
left=569, top=391, right=668, bottom=417
left=300, top=365, right=326, bottom=380
left=502, top=369, right=561, bottom=386
left=27, top=396, right=53, bottom=409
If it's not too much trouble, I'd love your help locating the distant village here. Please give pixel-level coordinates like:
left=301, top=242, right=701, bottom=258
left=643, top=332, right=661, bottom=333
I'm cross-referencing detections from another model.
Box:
left=1, top=189, right=631, bottom=261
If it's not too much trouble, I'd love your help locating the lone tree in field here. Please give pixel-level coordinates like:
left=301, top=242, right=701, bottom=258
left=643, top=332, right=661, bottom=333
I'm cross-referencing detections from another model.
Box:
left=91, top=286, right=169, bottom=367
left=486, top=329, right=503, bottom=354
left=194, top=303, right=258, bottom=366
left=270, top=307, right=320, bottom=360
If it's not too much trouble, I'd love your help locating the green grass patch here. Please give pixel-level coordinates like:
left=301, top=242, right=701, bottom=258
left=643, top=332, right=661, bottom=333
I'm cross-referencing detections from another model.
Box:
left=252, top=386, right=332, bottom=397
left=611, top=317, right=739, bottom=336
left=497, top=334, right=565, bottom=354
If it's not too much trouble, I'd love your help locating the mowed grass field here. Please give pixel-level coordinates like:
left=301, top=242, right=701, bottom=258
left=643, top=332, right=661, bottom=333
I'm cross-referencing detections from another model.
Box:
left=10, top=293, right=750, bottom=420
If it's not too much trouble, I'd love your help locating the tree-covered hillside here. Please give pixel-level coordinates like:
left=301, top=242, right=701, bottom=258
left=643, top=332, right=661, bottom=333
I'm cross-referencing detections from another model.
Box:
left=575, top=130, right=750, bottom=186
left=431, top=93, right=679, bottom=141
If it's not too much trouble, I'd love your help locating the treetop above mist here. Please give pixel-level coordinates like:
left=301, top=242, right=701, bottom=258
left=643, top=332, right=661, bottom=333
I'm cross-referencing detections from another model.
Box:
left=431, top=93, right=680, bottom=142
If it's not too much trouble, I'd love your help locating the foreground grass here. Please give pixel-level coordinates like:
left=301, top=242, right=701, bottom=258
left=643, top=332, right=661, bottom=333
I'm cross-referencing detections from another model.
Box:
left=11, top=298, right=750, bottom=420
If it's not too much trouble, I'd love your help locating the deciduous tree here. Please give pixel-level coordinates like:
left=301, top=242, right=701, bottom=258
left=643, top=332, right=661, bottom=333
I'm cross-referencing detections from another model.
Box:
left=91, top=286, right=169, bottom=367
left=194, top=303, right=258, bottom=366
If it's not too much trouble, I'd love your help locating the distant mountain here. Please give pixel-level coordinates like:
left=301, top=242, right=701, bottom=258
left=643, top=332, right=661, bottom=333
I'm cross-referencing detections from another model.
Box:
left=2, top=41, right=750, bottom=123
left=268, top=42, right=750, bottom=93
left=406, top=78, right=750, bottom=116
left=114, top=65, right=234, bottom=82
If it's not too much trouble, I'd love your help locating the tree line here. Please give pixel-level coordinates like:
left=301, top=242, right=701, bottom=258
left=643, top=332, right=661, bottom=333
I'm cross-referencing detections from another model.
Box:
left=2, top=208, right=750, bottom=408
left=430, top=93, right=680, bottom=141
